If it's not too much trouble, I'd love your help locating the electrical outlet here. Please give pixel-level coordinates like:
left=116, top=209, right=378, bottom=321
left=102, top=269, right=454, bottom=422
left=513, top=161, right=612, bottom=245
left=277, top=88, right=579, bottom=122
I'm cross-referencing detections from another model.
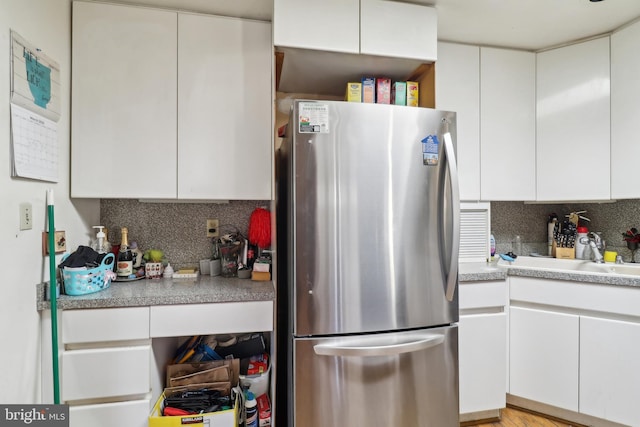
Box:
left=206, top=219, right=219, bottom=238
left=20, top=202, right=32, bottom=230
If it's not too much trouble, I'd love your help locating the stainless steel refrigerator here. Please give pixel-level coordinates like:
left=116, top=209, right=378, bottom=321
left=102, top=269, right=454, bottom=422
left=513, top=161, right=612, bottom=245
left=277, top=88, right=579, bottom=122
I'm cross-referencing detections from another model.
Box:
left=275, top=100, right=460, bottom=427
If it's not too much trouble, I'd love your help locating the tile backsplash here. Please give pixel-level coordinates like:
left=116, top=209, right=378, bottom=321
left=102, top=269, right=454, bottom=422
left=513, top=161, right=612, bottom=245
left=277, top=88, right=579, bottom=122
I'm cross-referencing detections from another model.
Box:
left=101, top=199, right=270, bottom=269
left=100, top=199, right=640, bottom=268
left=492, top=200, right=640, bottom=260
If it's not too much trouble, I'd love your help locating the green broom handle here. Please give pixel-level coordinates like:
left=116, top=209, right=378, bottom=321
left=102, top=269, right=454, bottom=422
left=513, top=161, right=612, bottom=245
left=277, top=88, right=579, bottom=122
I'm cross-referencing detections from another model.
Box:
left=47, top=189, right=60, bottom=404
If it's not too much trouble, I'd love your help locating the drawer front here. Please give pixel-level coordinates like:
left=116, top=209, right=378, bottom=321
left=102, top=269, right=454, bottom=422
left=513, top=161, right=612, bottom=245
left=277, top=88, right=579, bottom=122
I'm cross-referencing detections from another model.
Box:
left=459, top=281, right=507, bottom=310
left=62, top=307, right=149, bottom=344
left=510, top=276, right=640, bottom=317
left=150, top=301, right=273, bottom=337
left=69, top=399, right=150, bottom=427
left=62, top=345, right=150, bottom=401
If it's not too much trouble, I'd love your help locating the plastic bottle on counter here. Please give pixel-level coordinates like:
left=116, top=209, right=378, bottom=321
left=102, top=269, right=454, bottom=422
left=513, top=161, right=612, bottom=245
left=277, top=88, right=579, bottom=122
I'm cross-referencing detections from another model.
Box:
left=514, top=235, right=523, bottom=256
left=245, top=391, right=258, bottom=427
left=91, top=225, right=111, bottom=254
left=130, top=241, right=143, bottom=268
left=163, top=263, right=174, bottom=278
left=490, top=233, right=496, bottom=261
left=575, top=226, right=589, bottom=260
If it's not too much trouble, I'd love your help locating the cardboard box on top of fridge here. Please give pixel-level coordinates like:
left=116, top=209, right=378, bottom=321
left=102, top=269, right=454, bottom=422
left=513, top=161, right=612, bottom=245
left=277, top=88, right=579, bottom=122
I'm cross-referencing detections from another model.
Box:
left=392, top=82, right=407, bottom=105
left=376, top=78, right=391, bottom=104
left=406, top=81, right=419, bottom=106
left=361, top=77, right=375, bottom=103
left=345, top=82, right=362, bottom=102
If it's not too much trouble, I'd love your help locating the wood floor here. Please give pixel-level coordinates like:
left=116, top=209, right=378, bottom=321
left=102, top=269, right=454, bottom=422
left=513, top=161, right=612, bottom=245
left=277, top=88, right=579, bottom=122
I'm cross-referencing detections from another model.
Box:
left=464, top=406, right=583, bottom=427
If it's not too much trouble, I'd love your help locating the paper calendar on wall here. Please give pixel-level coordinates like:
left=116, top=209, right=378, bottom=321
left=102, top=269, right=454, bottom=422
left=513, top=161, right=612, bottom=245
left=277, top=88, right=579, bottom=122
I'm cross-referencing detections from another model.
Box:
left=9, top=30, right=61, bottom=182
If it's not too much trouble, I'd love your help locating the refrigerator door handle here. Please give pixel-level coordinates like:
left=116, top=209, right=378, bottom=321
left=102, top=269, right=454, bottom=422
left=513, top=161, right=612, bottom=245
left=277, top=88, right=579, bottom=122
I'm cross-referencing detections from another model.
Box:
left=443, top=132, right=460, bottom=302
left=313, top=334, right=445, bottom=357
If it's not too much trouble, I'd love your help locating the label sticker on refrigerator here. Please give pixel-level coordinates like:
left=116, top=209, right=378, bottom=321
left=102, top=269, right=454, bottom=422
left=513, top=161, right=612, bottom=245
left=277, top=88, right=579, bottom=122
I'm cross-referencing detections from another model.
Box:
left=421, top=135, right=439, bottom=166
left=299, top=102, right=329, bottom=133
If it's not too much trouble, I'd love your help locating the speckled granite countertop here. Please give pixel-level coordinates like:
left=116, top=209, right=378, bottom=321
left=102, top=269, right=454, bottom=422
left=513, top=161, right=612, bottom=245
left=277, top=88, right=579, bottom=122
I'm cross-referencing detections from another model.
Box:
left=459, top=260, right=640, bottom=288
left=37, top=275, right=275, bottom=311
left=459, top=262, right=507, bottom=282
left=503, top=266, right=640, bottom=287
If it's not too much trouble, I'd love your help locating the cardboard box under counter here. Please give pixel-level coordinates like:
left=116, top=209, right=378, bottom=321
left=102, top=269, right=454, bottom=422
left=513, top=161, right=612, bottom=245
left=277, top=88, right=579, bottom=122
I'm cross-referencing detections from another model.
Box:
left=149, top=391, right=237, bottom=427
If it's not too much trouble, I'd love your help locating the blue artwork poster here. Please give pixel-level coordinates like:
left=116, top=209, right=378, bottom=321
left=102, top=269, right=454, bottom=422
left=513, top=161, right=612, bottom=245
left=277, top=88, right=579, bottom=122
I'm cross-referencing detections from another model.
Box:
left=23, top=47, right=52, bottom=108
left=10, top=30, right=61, bottom=122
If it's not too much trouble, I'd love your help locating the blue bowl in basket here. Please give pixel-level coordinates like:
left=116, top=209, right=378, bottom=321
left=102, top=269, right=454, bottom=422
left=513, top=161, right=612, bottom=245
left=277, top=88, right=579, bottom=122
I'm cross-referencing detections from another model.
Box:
left=61, top=253, right=115, bottom=296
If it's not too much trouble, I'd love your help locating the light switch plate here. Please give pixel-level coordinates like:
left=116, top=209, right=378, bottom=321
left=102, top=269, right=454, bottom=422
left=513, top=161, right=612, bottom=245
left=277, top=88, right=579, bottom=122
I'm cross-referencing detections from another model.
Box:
left=19, top=203, right=32, bottom=230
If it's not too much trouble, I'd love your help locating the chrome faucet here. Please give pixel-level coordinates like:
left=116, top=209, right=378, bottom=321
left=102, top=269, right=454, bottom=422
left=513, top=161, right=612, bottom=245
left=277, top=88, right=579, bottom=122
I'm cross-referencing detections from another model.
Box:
left=580, top=232, right=605, bottom=263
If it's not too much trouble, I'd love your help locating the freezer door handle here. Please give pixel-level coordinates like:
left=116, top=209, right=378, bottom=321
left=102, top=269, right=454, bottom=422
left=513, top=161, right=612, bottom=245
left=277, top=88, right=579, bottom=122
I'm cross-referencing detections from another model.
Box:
left=443, top=131, right=460, bottom=302
left=313, top=334, right=445, bottom=357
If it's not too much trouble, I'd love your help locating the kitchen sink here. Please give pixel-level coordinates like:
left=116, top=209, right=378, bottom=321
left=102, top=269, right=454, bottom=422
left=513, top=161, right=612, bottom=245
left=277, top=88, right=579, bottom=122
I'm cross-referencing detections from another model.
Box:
left=497, top=255, right=640, bottom=277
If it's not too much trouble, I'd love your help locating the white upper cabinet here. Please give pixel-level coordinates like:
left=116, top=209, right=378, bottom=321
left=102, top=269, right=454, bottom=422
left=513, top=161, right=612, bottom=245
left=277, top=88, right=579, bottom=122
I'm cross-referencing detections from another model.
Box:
left=360, top=0, right=437, bottom=61
left=178, top=14, right=272, bottom=200
left=611, top=20, right=640, bottom=199
left=274, top=0, right=436, bottom=61
left=480, top=47, right=536, bottom=201
left=435, top=42, right=480, bottom=201
left=536, top=37, right=611, bottom=201
left=72, top=2, right=273, bottom=200
left=71, top=2, right=178, bottom=198
left=273, top=0, right=360, bottom=54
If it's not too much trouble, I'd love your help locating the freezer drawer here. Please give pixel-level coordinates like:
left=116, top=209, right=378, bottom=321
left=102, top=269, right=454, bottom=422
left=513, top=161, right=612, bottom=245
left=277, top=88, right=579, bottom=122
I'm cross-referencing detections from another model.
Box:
left=293, top=326, right=458, bottom=427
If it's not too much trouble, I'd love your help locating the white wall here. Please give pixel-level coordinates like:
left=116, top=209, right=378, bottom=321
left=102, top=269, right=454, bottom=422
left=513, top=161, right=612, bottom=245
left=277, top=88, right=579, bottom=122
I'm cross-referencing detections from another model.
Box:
left=0, top=0, right=100, bottom=403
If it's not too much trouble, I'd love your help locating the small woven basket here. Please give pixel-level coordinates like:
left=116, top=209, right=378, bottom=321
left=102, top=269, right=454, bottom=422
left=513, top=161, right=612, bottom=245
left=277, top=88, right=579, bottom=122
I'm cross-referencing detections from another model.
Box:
left=61, top=253, right=115, bottom=296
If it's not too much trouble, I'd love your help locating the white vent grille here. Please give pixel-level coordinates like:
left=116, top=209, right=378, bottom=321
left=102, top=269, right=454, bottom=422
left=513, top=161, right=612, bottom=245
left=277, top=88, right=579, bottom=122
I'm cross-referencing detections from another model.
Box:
left=460, top=202, right=490, bottom=263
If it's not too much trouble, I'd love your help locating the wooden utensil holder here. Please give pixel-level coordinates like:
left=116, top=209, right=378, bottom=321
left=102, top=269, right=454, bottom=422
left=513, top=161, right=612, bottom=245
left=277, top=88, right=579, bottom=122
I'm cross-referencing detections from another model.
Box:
left=553, top=241, right=575, bottom=259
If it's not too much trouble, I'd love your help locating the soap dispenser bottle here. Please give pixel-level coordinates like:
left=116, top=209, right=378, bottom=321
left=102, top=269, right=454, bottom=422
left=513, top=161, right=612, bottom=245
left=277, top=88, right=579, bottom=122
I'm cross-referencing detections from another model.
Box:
left=92, top=226, right=111, bottom=254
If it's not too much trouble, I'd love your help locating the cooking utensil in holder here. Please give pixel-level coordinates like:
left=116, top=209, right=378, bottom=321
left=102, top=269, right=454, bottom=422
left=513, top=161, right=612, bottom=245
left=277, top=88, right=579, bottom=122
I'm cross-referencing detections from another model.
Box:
left=60, top=253, right=115, bottom=295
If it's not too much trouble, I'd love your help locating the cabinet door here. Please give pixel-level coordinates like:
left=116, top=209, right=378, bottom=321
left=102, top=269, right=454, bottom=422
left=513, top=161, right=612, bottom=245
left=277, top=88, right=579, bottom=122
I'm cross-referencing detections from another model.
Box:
left=580, top=316, right=640, bottom=426
left=71, top=2, right=177, bottom=198
left=436, top=43, right=480, bottom=201
left=509, top=306, right=579, bottom=411
left=70, top=400, right=150, bottom=427
left=62, top=345, right=150, bottom=401
left=536, top=37, right=610, bottom=201
left=611, top=21, right=640, bottom=199
left=360, top=0, right=437, bottom=61
left=273, top=0, right=359, bottom=54
left=178, top=14, right=272, bottom=200
left=459, top=313, right=507, bottom=414
left=481, top=48, right=535, bottom=201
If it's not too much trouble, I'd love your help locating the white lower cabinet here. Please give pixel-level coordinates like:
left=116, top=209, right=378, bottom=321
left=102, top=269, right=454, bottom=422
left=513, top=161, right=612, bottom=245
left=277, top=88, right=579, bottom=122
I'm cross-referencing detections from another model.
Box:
left=458, top=281, right=507, bottom=417
left=579, top=316, right=640, bottom=427
left=509, top=276, right=640, bottom=425
left=509, top=306, right=579, bottom=411
left=459, top=313, right=507, bottom=414
left=46, top=303, right=274, bottom=426
left=58, top=308, right=152, bottom=427
left=62, top=345, right=151, bottom=402
left=69, top=400, right=150, bottom=427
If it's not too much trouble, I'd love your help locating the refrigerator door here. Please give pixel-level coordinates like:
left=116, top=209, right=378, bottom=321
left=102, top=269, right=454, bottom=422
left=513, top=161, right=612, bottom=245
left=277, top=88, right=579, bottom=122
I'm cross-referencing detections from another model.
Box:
left=291, top=101, right=459, bottom=336
left=293, top=325, right=459, bottom=427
